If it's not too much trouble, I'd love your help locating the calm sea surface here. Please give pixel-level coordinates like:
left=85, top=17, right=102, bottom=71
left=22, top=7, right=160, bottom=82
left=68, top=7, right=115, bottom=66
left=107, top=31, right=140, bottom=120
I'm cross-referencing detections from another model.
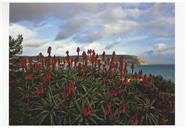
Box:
left=132, top=64, right=175, bottom=82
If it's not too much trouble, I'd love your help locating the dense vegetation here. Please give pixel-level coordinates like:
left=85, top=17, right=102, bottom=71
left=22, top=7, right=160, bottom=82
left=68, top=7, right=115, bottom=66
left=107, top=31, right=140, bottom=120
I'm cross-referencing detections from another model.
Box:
left=9, top=45, right=174, bottom=125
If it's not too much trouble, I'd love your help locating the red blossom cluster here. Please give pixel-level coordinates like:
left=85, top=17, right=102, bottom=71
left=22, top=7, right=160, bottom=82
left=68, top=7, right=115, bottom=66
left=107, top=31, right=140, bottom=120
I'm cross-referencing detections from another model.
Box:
left=36, top=85, right=45, bottom=95
left=83, top=102, right=92, bottom=116
left=63, top=83, right=76, bottom=100
left=15, top=46, right=174, bottom=125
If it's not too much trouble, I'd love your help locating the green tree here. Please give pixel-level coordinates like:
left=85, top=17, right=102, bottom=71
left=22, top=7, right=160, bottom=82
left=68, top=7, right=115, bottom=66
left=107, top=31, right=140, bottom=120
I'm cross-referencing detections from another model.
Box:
left=9, top=35, right=23, bottom=71
left=9, top=34, right=23, bottom=59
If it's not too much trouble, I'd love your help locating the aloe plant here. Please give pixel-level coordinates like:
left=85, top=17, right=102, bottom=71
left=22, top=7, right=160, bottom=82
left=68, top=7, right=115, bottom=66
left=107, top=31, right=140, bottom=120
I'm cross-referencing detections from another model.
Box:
left=9, top=46, right=175, bottom=125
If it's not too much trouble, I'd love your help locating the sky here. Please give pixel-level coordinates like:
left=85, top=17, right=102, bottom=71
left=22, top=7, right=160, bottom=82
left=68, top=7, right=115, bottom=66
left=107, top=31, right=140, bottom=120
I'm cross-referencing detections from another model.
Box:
left=9, top=3, right=175, bottom=64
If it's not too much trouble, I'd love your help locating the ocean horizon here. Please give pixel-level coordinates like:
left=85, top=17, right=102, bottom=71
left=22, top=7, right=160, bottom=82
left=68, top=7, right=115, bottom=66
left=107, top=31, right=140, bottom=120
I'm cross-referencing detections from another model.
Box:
left=133, top=64, right=175, bottom=82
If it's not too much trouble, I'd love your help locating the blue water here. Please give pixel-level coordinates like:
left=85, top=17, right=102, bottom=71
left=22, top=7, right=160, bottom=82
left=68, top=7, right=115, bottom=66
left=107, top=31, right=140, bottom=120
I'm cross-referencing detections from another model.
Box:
left=132, top=64, right=175, bottom=82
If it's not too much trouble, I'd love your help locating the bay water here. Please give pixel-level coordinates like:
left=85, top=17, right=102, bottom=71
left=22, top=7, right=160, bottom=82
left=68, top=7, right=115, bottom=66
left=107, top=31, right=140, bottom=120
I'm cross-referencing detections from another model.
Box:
left=133, top=64, right=175, bottom=82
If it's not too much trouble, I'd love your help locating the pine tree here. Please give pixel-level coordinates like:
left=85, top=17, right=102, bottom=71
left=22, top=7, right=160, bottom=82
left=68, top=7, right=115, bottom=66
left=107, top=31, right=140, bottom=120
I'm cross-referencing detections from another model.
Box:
left=9, top=35, right=23, bottom=71
left=9, top=35, right=23, bottom=59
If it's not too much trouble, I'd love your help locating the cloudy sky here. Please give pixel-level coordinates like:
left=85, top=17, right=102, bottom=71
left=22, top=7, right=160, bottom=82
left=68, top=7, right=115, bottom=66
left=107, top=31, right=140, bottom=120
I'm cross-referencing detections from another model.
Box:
left=9, top=3, right=175, bottom=64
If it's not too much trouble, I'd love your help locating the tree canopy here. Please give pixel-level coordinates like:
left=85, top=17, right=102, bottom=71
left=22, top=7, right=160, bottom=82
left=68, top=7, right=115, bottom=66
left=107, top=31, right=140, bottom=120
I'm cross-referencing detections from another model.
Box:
left=9, top=35, right=23, bottom=59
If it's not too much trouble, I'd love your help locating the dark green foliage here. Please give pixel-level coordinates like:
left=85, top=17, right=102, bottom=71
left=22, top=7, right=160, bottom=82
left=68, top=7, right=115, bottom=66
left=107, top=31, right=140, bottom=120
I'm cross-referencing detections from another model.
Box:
left=9, top=35, right=23, bottom=71
left=9, top=35, right=23, bottom=59
left=9, top=70, right=175, bottom=125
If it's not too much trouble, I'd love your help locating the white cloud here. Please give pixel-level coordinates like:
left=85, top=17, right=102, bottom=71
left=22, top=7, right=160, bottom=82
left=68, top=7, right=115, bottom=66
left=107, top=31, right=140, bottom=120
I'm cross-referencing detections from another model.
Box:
left=24, top=40, right=48, bottom=48
left=153, top=43, right=174, bottom=54
left=110, top=7, right=126, bottom=19
left=54, top=40, right=80, bottom=56
left=84, top=42, right=105, bottom=52
left=9, top=23, right=35, bottom=41
left=141, top=43, right=175, bottom=64
left=140, top=3, right=174, bottom=38
left=146, top=43, right=174, bottom=55
left=127, top=8, right=141, bottom=17
left=54, top=4, right=141, bottom=42
left=9, top=3, right=175, bottom=61
left=9, top=23, right=50, bottom=56
left=147, top=3, right=174, bottom=18
left=54, top=40, right=105, bottom=56
left=101, top=20, right=138, bottom=37
left=105, top=37, right=124, bottom=50
left=10, top=3, right=175, bottom=42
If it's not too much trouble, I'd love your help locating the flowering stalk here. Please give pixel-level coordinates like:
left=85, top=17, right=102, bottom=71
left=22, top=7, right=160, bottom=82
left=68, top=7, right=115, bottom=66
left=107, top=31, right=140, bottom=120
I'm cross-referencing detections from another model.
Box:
left=83, top=102, right=92, bottom=116
left=63, top=83, right=76, bottom=100
left=47, top=46, right=52, bottom=57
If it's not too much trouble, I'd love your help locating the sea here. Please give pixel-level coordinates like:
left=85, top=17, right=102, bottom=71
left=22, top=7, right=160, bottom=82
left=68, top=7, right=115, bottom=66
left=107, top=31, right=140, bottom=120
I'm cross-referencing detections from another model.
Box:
left=132, top=64, right=175, bottom=82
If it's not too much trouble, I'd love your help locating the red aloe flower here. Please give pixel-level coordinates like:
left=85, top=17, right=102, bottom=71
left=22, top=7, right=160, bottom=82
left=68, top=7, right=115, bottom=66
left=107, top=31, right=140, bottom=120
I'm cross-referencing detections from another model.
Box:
left=77, top=47, right=80, bottom=53
left=87, top=49, right=89, bottom=56
left=52, top=55, right=57, bottom=70
left=111, top=51, right=115, bottom=61
left=138, top=69, right=143, bottom=79
left=119, top=104, right=126, bottom=113
left=102, top=51, right=105, bottom=61
left=148, top=74, right=152, bottom=81
left=76, top=47, right=80, bottom=56
left=124, top=67, right=128, bottom=74
left=131, top=63, right=134, bottom=74
left=20, top=58, right=27, bottom=69
left=130, top=116, right=139, bottom=125
left=47, top=46, right=52, bottom=57
left=66, top=51, right=71, bottom=70
left=119, top=85, right=125, bottom=94
left=44, top=72, right=52, bottom=83
left=107, top=88, right=117, bottom=97
left=83, top=102, right=92, bottom=116
left=66, top=50, right=69, bottom=56
left=77, top=63, right=82, bottom=72
left=104, top=104, right=113, bottom=116
left=92, top=50, right=95, bottom=56
left=24, top=74, right=33, bottom=81
left=124, top=78, right=129, bottom=84
left=109, top=61, right=115, bottom=74
left=36, top=85, right=45, bottom=95
left=63, top=84, right=76, bottom=100
left=66, top=55, right=70, bottom=63
left=37, top=52, right=44, bottom=59
left=82, top=51, right=87, bottom=65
